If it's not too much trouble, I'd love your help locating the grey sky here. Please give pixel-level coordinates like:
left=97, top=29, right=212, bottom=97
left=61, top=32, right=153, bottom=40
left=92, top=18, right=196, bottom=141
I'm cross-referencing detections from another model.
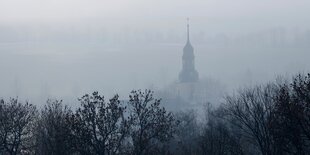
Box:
left=1, top=0, right=309, bottom=25
left=0, top=0, right=309, bottom=105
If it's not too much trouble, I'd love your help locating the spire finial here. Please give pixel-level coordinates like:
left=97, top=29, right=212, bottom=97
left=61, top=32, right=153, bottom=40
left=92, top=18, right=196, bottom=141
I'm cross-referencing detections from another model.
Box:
left=187, top=18, right=190, bottom=43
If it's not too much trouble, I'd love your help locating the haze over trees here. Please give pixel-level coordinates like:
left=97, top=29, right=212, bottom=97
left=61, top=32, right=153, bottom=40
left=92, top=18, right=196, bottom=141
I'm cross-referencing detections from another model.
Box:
left=0, top=73, right=309, bottom=154
left=1, top=0, right=310, bottom=154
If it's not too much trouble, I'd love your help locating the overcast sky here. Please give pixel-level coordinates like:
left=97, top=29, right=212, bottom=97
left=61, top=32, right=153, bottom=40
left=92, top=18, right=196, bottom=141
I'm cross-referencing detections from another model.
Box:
left=0, top=0, right=310, bottom=105
left=1, top=0, right=309, bottom=26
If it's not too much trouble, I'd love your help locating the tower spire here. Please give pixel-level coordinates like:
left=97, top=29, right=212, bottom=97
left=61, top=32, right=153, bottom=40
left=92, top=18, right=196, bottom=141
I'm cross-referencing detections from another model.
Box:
left=179, top=17, right=199, bottom=83
left=187, top=18, right=190, bottom=43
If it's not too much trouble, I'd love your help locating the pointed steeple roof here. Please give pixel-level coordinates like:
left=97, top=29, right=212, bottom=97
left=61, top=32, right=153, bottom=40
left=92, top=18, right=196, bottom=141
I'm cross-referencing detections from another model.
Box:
left=179, top=18, right=199, bottom=83
left=183, top=18, right=193, bottom=55
left=187, top=18, right=190, bottom=44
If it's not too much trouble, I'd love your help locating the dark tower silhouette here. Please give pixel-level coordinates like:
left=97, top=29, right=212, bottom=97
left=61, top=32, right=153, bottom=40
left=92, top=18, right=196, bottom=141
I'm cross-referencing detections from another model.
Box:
left=179, top=18, right=199, bottom=83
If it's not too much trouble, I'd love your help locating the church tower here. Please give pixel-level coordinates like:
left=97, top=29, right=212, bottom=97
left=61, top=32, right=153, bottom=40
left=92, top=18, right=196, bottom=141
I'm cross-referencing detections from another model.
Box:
left=179, top=18, right=199, bottom=83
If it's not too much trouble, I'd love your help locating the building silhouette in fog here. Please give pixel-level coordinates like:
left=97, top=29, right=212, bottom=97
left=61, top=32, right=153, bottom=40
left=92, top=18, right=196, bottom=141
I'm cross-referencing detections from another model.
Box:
left=179, top=18, right=199, bottom=83
left=158, top=19, right=224, bottom=111
left=174, top=19, right=201, bottom=104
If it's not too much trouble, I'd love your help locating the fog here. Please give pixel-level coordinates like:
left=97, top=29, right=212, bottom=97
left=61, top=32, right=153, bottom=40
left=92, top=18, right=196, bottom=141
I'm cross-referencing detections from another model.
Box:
left=1, top=0, right=310, bottom=106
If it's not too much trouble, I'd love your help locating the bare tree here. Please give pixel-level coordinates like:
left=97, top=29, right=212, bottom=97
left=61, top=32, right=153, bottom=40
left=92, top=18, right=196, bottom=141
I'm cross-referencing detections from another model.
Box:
left=171, top=110, right=201, bottom=155
left=128, top=90, right=177, bottom=155
left=35, top=99, right=74, bottom=155
left=223, top=85, right=279, bottom=155
left=70, top=92, right=130, bottom=155
left=199, top=103, right=244, bottom=155
left=0, top=98, right=37, bottom=155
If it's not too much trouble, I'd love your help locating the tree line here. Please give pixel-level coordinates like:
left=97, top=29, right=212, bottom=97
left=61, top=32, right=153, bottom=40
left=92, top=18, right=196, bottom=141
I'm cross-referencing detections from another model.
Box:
left=1, top=73, right=310, bottom=155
